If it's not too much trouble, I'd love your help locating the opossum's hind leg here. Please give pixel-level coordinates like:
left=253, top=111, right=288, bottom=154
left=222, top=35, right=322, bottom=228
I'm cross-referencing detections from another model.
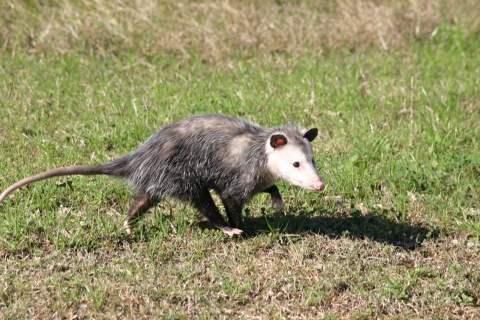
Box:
left=220, top=196, right=244, bottom=230
left=263, top=185, right=285, bottom=212
left=192, top=189, right=243, bottom=237
left=124, top=193, right=157, bottom=235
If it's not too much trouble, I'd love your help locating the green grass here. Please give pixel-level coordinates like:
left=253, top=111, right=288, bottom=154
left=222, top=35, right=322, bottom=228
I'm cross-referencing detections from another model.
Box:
left=1, top=0, right=480, bottom=318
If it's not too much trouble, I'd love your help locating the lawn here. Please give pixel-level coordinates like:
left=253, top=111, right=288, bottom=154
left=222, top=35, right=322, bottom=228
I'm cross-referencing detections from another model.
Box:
left=1, top=0, right=479, bottom=318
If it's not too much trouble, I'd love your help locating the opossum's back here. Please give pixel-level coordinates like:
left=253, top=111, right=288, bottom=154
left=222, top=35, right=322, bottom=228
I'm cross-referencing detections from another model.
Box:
left=170, top=114, right=265, bottom=137
left=144, top=114, right=265, bottom=155
left=104, top=115, right=267, bottom=195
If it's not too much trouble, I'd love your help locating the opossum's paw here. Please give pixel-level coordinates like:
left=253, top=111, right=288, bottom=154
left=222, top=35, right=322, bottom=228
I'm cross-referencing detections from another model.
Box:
left=123, top=220, right=132, bottom=234
left=124, top=220, right=135, bottom=239
left=217, top=225, right=244, bottom=237
left=197, top=221, right=243, bottom=236
left=271, top=198, right=285, bottom=212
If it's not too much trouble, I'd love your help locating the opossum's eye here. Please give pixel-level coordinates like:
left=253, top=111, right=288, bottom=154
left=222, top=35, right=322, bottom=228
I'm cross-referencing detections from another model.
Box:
left=293, top=162, right=300, bottom=168
left=312, top=159, right=316, bottom=166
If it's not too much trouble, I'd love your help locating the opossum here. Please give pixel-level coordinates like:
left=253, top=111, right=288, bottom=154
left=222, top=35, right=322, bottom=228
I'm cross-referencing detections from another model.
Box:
left=0, top=114, right=325, bottom=236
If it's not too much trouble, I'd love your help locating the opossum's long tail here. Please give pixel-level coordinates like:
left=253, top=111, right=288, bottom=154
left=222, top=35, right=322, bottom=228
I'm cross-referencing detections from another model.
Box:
left=0, top=165, right=108, bottom=203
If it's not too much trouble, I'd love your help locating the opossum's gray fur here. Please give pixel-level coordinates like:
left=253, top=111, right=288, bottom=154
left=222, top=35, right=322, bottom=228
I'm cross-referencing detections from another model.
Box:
left=104, top=114, right=306, bottom=203
left=0, top=114, right=317, bottom=235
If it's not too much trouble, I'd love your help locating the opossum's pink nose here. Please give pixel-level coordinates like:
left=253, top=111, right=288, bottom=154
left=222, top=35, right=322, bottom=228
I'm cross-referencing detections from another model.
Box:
left=314, top=181, right=325, bottom=191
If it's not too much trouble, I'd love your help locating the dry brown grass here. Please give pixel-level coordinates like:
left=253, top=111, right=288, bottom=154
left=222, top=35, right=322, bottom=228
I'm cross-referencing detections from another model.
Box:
left=3, top=231, right=479, bottom=318
left=2, top=0, right=480, bottom=61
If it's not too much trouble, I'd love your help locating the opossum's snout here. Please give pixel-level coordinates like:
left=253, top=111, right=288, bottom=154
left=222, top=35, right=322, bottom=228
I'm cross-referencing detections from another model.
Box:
left=311, top=179, right=325, bottom=191
left=290, top=161, right=325, bottom=192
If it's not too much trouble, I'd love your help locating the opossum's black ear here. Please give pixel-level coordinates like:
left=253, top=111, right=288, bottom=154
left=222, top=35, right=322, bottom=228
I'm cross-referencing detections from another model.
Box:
left=270, top=134, right=288, bottom=148
left=303, top=128, right=318, bottom=142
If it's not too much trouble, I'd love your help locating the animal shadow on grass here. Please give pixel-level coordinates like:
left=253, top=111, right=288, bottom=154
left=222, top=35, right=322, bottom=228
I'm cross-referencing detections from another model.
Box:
left=242, top=207, right=439, bottom=250
left=3, top=208, right=436, bottom=254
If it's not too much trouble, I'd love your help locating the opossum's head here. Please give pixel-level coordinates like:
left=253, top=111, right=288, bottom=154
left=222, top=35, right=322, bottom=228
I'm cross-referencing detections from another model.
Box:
left=266, top=127, right=325, bottom=191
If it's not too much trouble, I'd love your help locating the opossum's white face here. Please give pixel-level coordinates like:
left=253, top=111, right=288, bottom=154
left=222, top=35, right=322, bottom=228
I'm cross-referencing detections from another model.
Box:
left=266, top=129, right=325, bottom=191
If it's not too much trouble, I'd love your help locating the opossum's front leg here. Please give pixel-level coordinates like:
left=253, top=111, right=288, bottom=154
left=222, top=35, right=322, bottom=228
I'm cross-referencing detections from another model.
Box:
left=124, top=193, right=157, bottom=235
left=263, top=185, right=285, bottom=212
left=192, top=189, right=243, bottom=237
